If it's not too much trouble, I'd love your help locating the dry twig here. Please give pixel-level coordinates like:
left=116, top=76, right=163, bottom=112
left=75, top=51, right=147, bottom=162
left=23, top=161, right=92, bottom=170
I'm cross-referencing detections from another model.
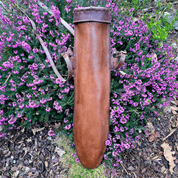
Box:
left=120, top=162, right=131, bottom=175
left=163, top=128, right=177, bottom=141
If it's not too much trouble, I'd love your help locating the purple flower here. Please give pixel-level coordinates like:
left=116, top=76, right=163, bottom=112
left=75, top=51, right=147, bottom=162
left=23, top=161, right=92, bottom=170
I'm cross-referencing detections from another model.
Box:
left=28, top=55, right=33, bottom=59
left=32, top=86, right=37, bottom=90
left=61, top=87, right=70, bottom=93
left=56, top=78, right=63, bottom=84
left=133, top=102, right=138, bottom=107
left=40, top=98, right=47, bottom=104
left=22, top=16, right=30, bottom=24
left=13, top=71, right=19, bottom=74
left=118, top=21, right=124, bottom=25
left=135, top=135, right=140, bottom=140
left=66, top=0, right=71, bottom=3
left=135, top=79, right=142, bottom=85
left=106, top=3, right=110, bottom=8
left=48, top=97, right=53, bottom=101
left=51, top=5, right=61, bottom=26
left=142, top=94, right=147, bottom=97
left=65, top=124, right=71, bottom=130
left=104, top=154, right=108, bottom=160
left=137, top=50, right=143, bottom=56
left=120, top=127, right=124, bottom=132
left=46, top=107, right=51, bottom=112
left=58, top=93, right=64, bottom=99
left=105, top=140, right=111, bottom=146
left=2, top=61, right=13, bottom=68
left=18, top=113, right=22, bottom=118
left=76, top=157, right=80, bottom=163
left=143, top=99, right=151, bottom=105
left=120, top=118, right=127, bottom=124
left=48, top=130, right=55, bottom=136
left=113, top=126, right=119, bottom=132
left=33, top=48, right=39, bottom=53
left=64, top=118, right=68, bottom=123
left=8, top=117, right=17, bottom=125
left=55, top=105, right=62, bottom=111
left=26, top=93, right=32, bottom=99
left=0, top=110, right=3, bottom=115
left=130, top=8, right=134, bottom=12
left=6, top=36, right=12, bottom=42
left=131, top=144, right=135, bottom=149
left=125, top=30, right=133, bottom=36
left=29, top=101, right=37, bottom=108
left=43, top=12, right=47, bottom=16
left=19, top=104, right=24, bottom=109
left=112, top=151, right=117, bottom=157
left=22, top=41, right=31, bottom=53
left=33, top=78, right=43, bottom=85
left=115, top=134, right=120, bottom=140
left=124, top=143, right=130, bottom=149
left=0, top=133, right=5, bottom=137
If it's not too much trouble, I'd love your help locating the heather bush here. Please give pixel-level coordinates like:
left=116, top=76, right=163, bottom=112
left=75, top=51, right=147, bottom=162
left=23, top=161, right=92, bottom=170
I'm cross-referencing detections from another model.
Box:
left=0, top=0, right=178, bottom=177
left=113, top=0, right=178, bottom=41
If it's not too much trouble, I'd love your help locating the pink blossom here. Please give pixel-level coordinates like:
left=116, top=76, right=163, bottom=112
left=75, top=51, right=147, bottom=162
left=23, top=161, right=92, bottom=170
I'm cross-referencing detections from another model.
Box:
left=19, top=104, right=24, bottom=109
left=46, top=107, right=51, bottom=112
left=49, top=18, right=54, bottom=22
left=120, top=118, right=127, bottom=124
left=124, top=143, right=130, bottom=149
left=105, top=140, right=111, bottom=146
left=0, top=133, right=5, bottom=137
left=40, top=98, right=47, bottom=104
left=2, top=61, right=13, bottom=68
left=33, top=78, right=43, bottom=85
left=43, top=12, right=47, bottom=16
left=8, top=117, right=17, bottom=125
left=51, top=5, right=61, bottom=25
left=65, top=124, right=71, bottom=130
left=106, top=3, right=110, bottom=8
left=48, top=130, right=55, bottom=136
left=130, top=8, right=134, bottom=12
left=22, top=17, right=30, bottom=24
left=112, top=151, right=117, bottom=157
left=0, top=110, right=3, bottom=115
left=22, top=41, right=31, bottom=53
left=120, top=127, right=124, bottom=132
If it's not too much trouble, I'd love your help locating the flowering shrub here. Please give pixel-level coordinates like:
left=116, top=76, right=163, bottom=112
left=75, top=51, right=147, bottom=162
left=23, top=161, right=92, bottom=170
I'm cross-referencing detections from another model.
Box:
left=0, top=0, right=178, bottom=177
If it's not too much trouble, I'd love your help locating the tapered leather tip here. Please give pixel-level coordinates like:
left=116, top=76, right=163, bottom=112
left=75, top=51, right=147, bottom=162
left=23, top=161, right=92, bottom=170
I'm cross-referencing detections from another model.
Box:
left=75, top=143, right=106, bottom=169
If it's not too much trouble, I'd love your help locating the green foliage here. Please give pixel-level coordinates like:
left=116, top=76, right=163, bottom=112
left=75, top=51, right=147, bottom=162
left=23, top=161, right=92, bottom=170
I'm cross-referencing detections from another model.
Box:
left=114, top=0, right=178, bottom=41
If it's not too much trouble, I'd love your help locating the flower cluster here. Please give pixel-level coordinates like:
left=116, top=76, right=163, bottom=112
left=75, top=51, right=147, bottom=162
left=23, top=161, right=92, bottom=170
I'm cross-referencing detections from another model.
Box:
left=51, top=5, right=61, bottom=26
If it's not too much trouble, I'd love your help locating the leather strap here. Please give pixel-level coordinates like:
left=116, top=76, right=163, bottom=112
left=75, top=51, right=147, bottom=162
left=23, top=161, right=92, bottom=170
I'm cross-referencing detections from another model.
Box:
left=64, top=47, right=126, bottom=75
left=110, top=48, right=126, bottom=71
left=61, top=47, right=74, bottom=80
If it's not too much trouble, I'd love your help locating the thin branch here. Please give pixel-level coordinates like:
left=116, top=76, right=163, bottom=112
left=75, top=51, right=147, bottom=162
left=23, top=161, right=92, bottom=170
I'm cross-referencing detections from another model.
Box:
left=120, top=162, right=131, bottom=175
left=163, top=128, right=177, bottom=141
left=2, top=73, right=11, bottom=86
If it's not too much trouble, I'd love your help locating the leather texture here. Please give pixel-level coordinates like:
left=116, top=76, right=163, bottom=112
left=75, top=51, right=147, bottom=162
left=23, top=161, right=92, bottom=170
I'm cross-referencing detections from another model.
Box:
left=73, top=22, right=110, bottom=169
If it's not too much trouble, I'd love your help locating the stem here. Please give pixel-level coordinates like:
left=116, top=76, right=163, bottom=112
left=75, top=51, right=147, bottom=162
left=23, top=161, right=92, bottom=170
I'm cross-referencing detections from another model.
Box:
left=2, top=73, right=12, bottom=86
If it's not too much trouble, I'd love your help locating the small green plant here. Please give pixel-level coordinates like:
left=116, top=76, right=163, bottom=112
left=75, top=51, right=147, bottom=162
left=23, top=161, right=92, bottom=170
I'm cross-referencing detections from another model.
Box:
left=144, top=15, right=170, bottom=41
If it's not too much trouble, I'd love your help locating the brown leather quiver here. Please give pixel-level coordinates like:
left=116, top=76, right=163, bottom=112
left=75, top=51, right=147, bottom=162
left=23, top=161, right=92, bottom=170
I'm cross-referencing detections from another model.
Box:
left=73, top=6, right=111, bottom=169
